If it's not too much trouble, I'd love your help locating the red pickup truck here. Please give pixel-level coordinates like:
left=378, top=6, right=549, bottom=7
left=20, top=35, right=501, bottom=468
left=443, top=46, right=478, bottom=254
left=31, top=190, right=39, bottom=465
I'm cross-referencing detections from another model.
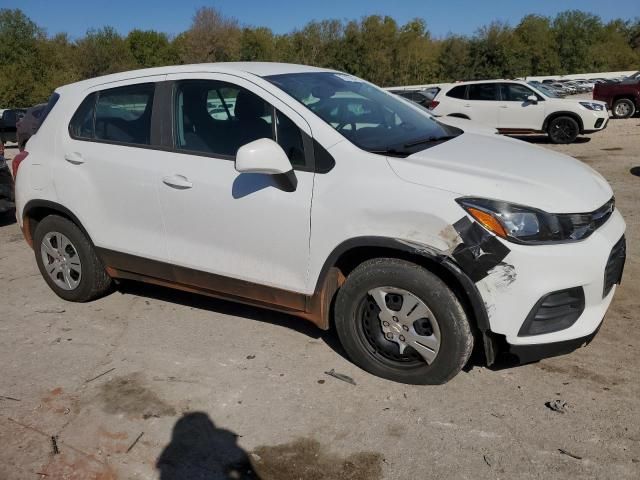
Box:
left=593, top=72, right=640, bottom=118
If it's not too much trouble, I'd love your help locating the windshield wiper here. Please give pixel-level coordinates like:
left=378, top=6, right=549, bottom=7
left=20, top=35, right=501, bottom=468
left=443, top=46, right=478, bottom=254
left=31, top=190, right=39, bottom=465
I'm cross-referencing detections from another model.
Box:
left=368, top=148, right=412, bottom=157
left=403, top=135, right=458, bottom=148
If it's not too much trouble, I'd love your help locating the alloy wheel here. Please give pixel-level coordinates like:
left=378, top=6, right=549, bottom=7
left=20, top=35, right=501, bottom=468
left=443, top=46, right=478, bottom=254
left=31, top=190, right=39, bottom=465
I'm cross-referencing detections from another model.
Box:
left=614, top=102, right=632, bottom=118
left=551, top=119, right=578, bottom=142
left=40, top=231, right=82, bottom=290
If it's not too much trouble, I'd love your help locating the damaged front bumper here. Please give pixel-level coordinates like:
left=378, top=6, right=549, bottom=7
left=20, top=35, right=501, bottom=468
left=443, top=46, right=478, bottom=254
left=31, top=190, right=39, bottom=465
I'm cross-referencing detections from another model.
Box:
left=469, top=208, right=626, bottom=365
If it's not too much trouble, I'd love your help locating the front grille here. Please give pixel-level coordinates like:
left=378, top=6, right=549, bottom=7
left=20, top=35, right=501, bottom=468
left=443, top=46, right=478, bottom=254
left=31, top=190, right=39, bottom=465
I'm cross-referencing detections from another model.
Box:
left=518, top=287, right=585, bottom=337
left=603, top=236, right=626, bottom=297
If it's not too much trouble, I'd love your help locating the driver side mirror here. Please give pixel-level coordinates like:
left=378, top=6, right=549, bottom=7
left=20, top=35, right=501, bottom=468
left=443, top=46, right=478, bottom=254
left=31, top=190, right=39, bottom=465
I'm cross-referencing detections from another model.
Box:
left=235, top=138, right=297, bottom=192
left=526, top=95, right=538, bottom=104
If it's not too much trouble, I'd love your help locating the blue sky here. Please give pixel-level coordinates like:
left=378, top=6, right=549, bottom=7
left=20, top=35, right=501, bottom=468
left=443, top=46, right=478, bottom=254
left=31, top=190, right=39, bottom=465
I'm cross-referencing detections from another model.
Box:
left=5, top=0, right=640, bottom=39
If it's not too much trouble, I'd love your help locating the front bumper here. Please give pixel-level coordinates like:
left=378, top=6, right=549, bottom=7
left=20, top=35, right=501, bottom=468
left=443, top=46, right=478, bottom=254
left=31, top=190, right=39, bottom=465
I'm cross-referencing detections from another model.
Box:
left=476, top=209, right=626, bottom=354
left=503, top=325, right=601, bottom=364
left=582, top=110, right=610, bottom=133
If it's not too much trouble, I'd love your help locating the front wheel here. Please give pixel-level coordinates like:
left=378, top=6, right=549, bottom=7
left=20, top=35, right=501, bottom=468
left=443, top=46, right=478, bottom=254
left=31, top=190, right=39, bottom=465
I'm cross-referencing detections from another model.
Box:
left=334, top=258, right=473, bottom=385
left=548, top=116, right=579, bottom=144
left=33, top=215, right=113, bottom=302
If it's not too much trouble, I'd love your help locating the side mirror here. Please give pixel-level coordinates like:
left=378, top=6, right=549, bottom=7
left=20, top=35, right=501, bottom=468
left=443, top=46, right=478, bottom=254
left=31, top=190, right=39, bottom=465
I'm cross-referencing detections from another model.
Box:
left=526, top=95, right=538, bottom=104
left=235, top=138, right=297, bottom=191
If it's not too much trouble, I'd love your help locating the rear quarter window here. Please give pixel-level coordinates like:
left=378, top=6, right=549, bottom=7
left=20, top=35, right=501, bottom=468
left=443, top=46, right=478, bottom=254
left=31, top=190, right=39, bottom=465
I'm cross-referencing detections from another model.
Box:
left=446, top=85, right=467, bottom=99
left=34, top=93, right=60, bottom=134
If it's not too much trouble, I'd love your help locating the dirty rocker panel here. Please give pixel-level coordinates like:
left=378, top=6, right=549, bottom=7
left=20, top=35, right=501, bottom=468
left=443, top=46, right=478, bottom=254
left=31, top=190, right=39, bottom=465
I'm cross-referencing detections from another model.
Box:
left=95, top=248, right=341, bottom=330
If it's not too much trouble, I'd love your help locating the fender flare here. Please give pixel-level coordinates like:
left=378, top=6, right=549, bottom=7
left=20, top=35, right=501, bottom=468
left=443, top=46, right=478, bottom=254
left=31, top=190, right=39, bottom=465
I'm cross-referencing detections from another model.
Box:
left=22, top=199, right=94, bottom=247
left=543, top=111, right=585, bottom=133
left=313, top=236, right=490, bottom=333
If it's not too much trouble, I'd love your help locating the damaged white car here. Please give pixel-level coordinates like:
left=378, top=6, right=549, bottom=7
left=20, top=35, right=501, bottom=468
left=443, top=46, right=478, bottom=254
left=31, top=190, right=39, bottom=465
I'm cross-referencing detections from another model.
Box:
left=14, top=63, right=626, bottom=384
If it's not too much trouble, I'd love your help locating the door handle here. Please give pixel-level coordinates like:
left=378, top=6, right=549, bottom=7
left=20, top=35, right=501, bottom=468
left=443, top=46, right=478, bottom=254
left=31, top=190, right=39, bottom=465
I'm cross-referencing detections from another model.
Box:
left=463, top=104, right=471, bottom=107
left=499, top=105, right=508, bottom=109
left=64, top=152, right=85, bottom=165
left=162, top=174, right=193, bottom=190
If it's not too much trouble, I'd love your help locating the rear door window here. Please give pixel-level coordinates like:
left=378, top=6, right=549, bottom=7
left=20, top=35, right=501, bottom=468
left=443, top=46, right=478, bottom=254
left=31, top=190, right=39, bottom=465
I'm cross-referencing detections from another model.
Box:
left=94, top=84, right=155, bottom=145
left=468, top=84, right=499, bottom=101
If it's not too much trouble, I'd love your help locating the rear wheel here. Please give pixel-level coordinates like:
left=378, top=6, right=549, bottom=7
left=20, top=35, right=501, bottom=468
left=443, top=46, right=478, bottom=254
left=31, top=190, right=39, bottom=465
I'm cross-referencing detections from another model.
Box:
left=334, top=258, right=473, bottom=385
left=548, top=116, right=579, bottom=144
left=612, top=98, right=635, bottom=119
left=33, top=215, right=112, bottom=302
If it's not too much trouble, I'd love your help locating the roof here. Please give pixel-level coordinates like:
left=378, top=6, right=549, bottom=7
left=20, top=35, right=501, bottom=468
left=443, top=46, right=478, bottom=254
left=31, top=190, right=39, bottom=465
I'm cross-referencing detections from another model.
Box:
left=56, top=62, right=337, bottom=93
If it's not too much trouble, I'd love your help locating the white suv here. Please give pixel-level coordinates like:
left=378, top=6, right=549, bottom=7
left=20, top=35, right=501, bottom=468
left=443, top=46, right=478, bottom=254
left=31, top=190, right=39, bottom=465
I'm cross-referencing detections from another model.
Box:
left=431, top=80, right=609, bottom=143
left=14, top=63, right=626, bottom=384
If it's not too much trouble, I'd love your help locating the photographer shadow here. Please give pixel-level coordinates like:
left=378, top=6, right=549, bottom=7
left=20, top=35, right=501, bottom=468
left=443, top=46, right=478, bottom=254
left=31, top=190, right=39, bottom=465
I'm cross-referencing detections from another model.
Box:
left=157, top=412, right=260, bottom=480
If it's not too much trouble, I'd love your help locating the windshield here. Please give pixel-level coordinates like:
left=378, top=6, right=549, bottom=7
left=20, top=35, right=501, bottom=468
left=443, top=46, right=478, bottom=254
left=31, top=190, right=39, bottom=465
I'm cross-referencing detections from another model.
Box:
left=266, top=72, right=461, bottom=156
left=528, top=82, right=560, bottom=98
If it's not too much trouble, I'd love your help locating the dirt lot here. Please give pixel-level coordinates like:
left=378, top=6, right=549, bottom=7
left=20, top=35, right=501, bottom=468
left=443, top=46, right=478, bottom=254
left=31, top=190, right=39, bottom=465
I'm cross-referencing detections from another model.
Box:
left=1, top=116, right=639, bottom=480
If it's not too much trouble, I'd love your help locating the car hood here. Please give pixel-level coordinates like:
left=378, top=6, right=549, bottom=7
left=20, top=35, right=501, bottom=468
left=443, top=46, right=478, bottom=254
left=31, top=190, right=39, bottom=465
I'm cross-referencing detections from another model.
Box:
left=387, top=132, right=612, bottom=213
left=436, top=116, right=498, bottom=135
left=547, top=97, right=607, bottom=109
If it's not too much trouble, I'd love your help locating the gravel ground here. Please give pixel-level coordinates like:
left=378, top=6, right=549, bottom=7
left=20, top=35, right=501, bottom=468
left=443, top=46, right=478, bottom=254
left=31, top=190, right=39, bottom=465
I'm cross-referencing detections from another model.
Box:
left=1, top=116, right=639, bottom=480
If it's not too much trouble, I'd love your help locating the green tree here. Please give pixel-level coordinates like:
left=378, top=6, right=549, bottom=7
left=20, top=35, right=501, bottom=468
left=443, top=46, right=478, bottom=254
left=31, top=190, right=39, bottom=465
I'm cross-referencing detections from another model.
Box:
left=240, top=27, right=276, bottom=61
left=127, top=29, right=177, bottom=67
left=74, top=27, right=135, bottom=78
left=469, top=22, right=528, bottom=79
left=0, top=8, right=45, bottom=105
left=514, top=15, right=560, bottom=76
left=553, top=10, right=603, bottom=73
left=176, top=7, right=241, bottom=63
left=394, top=19, right=439, bottom=85
left=437, top=35, right=472, bottom=82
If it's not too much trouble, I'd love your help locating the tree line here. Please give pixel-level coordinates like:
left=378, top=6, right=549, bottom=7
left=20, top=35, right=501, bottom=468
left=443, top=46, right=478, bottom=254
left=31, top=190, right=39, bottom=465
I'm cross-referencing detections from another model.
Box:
left=1, top=7, right=639, bottom=106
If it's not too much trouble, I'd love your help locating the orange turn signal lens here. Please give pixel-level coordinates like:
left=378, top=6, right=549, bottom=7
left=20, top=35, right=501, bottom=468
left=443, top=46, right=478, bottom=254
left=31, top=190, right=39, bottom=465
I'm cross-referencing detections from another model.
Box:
left=466, top=207, right=508, bottom=238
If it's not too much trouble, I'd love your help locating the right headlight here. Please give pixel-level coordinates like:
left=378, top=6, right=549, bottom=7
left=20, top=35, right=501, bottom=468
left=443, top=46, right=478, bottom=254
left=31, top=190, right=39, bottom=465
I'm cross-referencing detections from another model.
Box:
left=456, top=197, right=613, bottom=244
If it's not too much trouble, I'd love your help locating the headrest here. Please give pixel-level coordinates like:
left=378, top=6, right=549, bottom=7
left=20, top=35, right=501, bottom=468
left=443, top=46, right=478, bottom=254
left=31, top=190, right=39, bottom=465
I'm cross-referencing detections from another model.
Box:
left=234, top=90, right=267, bottom=120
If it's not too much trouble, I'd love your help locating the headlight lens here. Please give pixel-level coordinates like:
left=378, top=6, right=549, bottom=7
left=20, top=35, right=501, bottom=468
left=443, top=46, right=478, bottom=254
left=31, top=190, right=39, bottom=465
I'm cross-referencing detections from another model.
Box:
left=456, top=198, right=613, bottom=244
left=579, top=101, right=604, bottom=111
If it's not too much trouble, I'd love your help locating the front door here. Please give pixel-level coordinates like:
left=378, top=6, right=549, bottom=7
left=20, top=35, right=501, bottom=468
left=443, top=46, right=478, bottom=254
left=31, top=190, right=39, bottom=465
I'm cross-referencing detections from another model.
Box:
left=497, top=83, right=546, bottom=131
left=156, top=73, right=314, bottom=293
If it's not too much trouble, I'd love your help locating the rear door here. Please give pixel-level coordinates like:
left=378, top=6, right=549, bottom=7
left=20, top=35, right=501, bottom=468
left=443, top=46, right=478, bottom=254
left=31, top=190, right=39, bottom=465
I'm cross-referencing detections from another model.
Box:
left=55, top=77, right=169, bottom=261
left=465, top=83, right=500, bottom=127
left=497, top=83, right=546, bottom=131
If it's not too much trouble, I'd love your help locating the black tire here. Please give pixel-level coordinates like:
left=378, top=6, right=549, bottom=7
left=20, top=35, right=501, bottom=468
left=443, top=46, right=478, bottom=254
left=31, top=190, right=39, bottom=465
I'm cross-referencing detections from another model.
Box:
left=547, top=116, right=579, bottom=144
left=33, top=215, right=112, bottom=302
left=334, top=258, right=473, bottom=385
left=612, top=98, right=635, bottom=119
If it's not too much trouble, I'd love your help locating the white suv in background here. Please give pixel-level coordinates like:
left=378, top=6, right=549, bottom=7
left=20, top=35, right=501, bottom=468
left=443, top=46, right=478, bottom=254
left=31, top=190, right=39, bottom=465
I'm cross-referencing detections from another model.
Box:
left=431, top=80, right=609, bottom=143
left=14, top=63, right=626, bottom=384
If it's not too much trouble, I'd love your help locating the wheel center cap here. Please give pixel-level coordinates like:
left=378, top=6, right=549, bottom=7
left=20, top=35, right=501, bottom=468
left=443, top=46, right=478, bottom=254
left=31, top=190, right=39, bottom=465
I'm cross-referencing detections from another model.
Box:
left=389, top=323, right=403, bottom=334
